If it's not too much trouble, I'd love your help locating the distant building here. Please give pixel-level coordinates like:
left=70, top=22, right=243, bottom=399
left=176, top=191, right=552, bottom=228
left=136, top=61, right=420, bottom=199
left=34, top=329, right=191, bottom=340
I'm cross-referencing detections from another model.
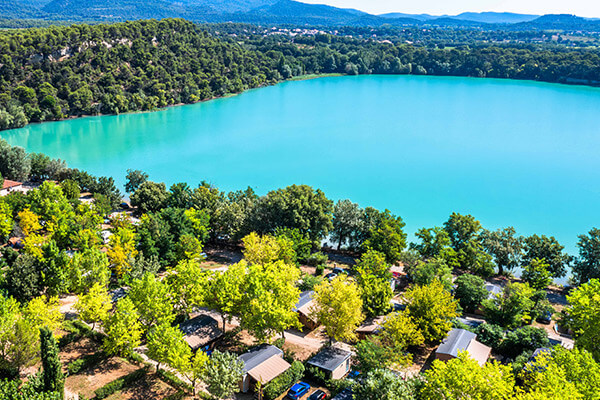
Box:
left=0, top=180, right=23, bottom=196
left=178, top=314, right=223, bottom=351
left=238, top=344, right=291, bottom=393
left=435, top=328, right=491, bottom=366
left=294, top=291, right=319, bottom=330
left=307, top=346, right=352, bottom=380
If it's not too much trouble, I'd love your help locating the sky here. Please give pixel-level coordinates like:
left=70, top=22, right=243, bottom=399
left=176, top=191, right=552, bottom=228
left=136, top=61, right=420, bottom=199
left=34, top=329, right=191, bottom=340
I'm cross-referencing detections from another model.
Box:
left=299, top=0, right=600, bottom=18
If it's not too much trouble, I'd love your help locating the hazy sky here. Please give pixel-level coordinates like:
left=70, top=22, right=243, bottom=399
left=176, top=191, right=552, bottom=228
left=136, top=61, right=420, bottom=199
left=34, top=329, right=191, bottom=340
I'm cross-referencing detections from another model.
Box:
left=299, top=0, right=600, bottom=17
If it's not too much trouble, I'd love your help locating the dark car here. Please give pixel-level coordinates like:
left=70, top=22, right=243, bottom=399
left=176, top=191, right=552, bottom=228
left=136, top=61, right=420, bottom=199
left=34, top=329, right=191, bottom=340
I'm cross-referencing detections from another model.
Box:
left=536, top=311, right=553, bottom=324
left=308, top=390, right=327, bottom=400
left=332, top=267, right=346, bottom=275
left=325, top=272, right=338, bottom=281
left=287, top=382, right=310, bottom=399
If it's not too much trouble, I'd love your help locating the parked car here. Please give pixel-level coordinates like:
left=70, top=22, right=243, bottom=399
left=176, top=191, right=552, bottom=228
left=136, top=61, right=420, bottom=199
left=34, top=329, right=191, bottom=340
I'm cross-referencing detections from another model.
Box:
left=309, top=389, right=327, bottom=400
left=325, top=272, right=338, bottom=281
left=287, top=382, right=311, bottom=399
left=332, top=267, right=346, bottom=275
left=536, top=311, right=553, bottom=324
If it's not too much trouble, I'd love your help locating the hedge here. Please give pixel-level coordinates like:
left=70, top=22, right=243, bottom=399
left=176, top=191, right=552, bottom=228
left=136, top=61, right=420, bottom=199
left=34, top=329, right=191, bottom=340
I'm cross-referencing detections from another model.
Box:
left=94, top=367, right=148, bottom=399
left=263, top=361, right=305, bottom=400
left=66, top=353, right=108, bottom=375
left=157, top=368, right=193, bottom=393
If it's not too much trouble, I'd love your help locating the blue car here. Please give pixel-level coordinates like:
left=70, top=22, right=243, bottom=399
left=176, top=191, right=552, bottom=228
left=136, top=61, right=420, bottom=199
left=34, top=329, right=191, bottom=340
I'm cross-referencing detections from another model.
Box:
left=287, top=382, right=311, bottom=399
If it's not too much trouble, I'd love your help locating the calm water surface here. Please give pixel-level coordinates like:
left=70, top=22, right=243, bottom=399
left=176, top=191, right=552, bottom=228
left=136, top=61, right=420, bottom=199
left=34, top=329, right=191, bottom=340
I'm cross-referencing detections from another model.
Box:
left=3, top=75, right=600, bottom=271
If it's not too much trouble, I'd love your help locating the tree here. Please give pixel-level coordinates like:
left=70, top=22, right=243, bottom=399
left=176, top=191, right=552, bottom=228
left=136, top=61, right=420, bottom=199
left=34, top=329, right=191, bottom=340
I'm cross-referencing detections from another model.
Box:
left=0, top=378, right=60, bottom=400
left=274, top=227, right=312, bottom=262
left=454, top=274, right=488, bottom=313
left=202, top=350, right=244, bottom=400
left=178, top=350, right=209, bottom=397
left=331, top=199, right=363, bottom=250
left=74, top=283, right=112, bottom=330
left=241, top=232, right=296, bottom=265
left=412, top=226, right=453, bottom=260
left=103, top=297, right=142, bottom=357
left=239, top=261, right=301, bottom=341
left=522, top=234, right=571, bottom=278
left=573, top=228, right=600, bottom=284
left=564, top=279, right=600, bottom=361
left=59, top=179, right=80, bottom=201
left=355, top=339, right=391, bottom=373
left=442, top=213, right=493, bottom=274
left=407, top=258, right=453, bottom=289
left=363, top=210, right=407, bottom=264
left=249, top=184, right=333, bottom=242
left=65, top=248, right=110, bottom=294
left=130, top=181, right=168, bottom=214
left=17, top=208, right=41, bottom=236
left=40, top=327, right=64, bottom=399
left=0, top=140, right=30, bottom=181
left=0, top=201, right=13, bottom=241
left=204, top=262, right=246, bottom=332
left=312, top=275, right=364, bottom=343
left=147, top=323, right=190, bottom=372
left=482, top=282, right=535, bottom=328
left=354, top=249, right=393, bottom=317
left=24, top=296, right=64, bottom=333
left=501, top=326, right=549, bottom=359
left=475, top=323, right=505, bottom=351
left=480, top=227, right=523, bottom=275
left=107, top=226, right=138, bottom=278
left=443, top=212, right=481, bottom=251
left=166, top=260, right=207, bottom=317
left=128, top=273, right=174, bottom=333
left=168, top=182, right=192, bottom=209
left=353, top=369, right=418, bottom=400
left=404, top=280, right=459, bottom=343
left=125, top=169, right=148, bottom=194
left=378, top=310, right=424, bottom=367
left=521, top=258, right=552, bottom=290
left=5, top=254, right=42, bottom=302
left=421, top=352, right=515, bottom=400
left=0, top=295, right=39, bottom=374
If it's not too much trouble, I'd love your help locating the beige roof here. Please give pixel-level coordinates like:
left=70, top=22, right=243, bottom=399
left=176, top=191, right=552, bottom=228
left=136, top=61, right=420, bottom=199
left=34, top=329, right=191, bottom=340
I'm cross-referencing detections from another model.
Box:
left=466, top=339, right=492, bottom=366
left=297, top=300, right=317, bottom=317
left=356, top=317, right=385, bottom=334
left=247, top=355, right=291, bottom=384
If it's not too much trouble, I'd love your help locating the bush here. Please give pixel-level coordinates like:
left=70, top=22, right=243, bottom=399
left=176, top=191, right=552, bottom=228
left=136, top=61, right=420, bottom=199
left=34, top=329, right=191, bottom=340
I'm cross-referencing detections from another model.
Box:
left=316, top=264, right=325, bottom=276
left=454, top=274, right=488, bottom=313
left=94, top=367, right=147, bottom=399
left=306, top=252, right=328, bottom=268
left=500, top=326, right=549, bottom=359
left=157, top=368, right=193, bottom=393
left=263, top=360, right=305, bottom=400
left=299, top=275, right=323, bottom=291
left=66, top=353, right=108, bottom=375
left=127, top=352, right=144, bottom=365
left=475, top=323, right=504, bottom=351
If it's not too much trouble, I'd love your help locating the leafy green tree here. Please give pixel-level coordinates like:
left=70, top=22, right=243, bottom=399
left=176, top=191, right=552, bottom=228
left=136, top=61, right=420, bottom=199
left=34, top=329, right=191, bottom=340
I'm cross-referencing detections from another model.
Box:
left=125, top=169, right=149, bottom=194
left=166, top=259, right=207, bottom=316
left=59, top=179, right=80, bottom=201
left=522, top=234, right=571, bottom=278
left=130, top=181, right=168, bottom=214
left=103, top=297, right=142, bottom=357
left=564, top=279, right=600, bottom=361
left=331, top=199, right=363, bottom=250
left=128, top=273, right=175, bottom=333
left=442, top=213, right=493, bottom=275
left=355, top=339, right=390, bottom=373
left=363, top=210, right=407, bottom=264
left=242, top=232, right=296, bottom=265
left=0, top=201, right=13, bottom=241
left=0, top=295, right=39, bottom=374
left=0, top=140, right=30, bottom=181
left=250, top=184, right=333, bottom=242
left=421, top=352, right=515, bottom=400
left=202, top=350, right=244, bottom=400
left=65, top=248, right=110, bottom=294
left=147, top=323, right=190, bottom=372
left=239, top=261, right=301, bottom=341
left=274, top=227, right=312, bottom=262
left=454, top=274, right=488, bottom=313
left=404, top=280, right=459, bottom=343
left=474, top=323, right=505, bottom=351
left=40, top=327, right=64, bottom=399
left=482, top=282, right=535, bottom=328
left=168, top=182, right=192, bottom=209
left=378, top=310, right=424, bottom=367
left=412, top=226, right=453, bottom=260
left=5, top=254, right=42, bottom=302
left=501, top=326, right=549, bottom=359
left=24, top=296, right=64, bottom=334
left=0, top=378, right=60, bottom=400
left=353, top=369, right=418, bottom=400
left=204, top=262, right=246, bottom=331
left=407, top=258, right=453, bottom=289
left=184, top=207, right=211, bottom=243
left=521, top=258, right=552, bottom=290
left=573, top=228, right=600, bottom=284
left=480, top=227, right=523, bottom=275
left=354, top=249, right=393, bottom=317
left=74, top=283, right=112, bottom=330
left=312, top=275, right=364, bottom=343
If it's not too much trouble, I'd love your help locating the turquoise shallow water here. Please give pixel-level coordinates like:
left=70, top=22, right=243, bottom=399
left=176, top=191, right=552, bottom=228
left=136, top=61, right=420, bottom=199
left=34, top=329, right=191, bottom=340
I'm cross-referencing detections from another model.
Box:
left=2, top=75, right=600, bottom=264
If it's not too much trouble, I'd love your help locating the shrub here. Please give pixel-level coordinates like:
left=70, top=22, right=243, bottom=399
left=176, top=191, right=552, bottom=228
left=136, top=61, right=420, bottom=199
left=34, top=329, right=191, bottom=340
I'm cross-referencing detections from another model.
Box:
left=263, top=360, right=305, bottom=400
left=66, top=353, right=108, bottom=375
left=299, top=275, right=323, bottom=291
left=157, top=368, right=193, bottom=393
left=454, top=274, right=488, bottom=313
left=306, top=252, right=328, bottom=268
left=475, top=323, right=504, bottom=351
left=94, top=367, right=147, bottom=399
left=501, top=326, right=549, bottom=359
left=316, top=264, right=325, bottom=276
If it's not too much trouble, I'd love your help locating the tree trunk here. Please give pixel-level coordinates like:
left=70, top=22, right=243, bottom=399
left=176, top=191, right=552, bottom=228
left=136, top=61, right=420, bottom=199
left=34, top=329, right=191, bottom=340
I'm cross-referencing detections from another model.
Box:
left=498, top=264, right=504, bottom=276
left=337, top=237, right=343, bottom=251
left=222, top=314, right=227, bottom=332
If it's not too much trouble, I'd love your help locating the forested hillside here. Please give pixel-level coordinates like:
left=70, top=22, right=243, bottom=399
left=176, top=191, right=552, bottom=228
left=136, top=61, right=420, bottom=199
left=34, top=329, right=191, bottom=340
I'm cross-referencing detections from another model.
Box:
left=1, top=18, right=600, bottom=131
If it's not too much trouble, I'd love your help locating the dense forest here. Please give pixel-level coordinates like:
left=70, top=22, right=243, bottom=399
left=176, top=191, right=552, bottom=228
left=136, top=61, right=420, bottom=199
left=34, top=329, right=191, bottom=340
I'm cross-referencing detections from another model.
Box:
left=1, top=18, right=600, bottom=130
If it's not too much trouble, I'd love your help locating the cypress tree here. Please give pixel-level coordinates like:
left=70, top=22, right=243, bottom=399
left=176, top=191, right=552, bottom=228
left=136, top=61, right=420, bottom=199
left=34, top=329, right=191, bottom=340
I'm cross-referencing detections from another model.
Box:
left=40, top=327, right=64, bottom=399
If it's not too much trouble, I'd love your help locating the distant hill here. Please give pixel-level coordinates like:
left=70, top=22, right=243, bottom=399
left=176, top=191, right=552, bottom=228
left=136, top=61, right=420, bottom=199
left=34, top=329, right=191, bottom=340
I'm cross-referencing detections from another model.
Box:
left=516, top=14, right=600, bottom=30
left=0, top=0, right=48, bottom=19
left=451, top=12, right=539, bottom=24
left=379, top=12, right=435, bottom=22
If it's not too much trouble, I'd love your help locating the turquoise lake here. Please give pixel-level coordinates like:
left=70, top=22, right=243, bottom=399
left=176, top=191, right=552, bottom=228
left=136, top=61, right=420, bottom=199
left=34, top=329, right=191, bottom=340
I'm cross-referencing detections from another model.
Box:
left=2, top=75, right=600, bottom=266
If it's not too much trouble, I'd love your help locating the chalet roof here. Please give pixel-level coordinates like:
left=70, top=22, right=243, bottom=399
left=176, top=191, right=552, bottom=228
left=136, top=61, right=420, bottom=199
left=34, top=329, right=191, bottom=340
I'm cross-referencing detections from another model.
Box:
left=307, top=347, right=352, bottom=372
left=294, top=291, right=315, bottom=315
left=247, top=354, right=291, bottom=384
left=239, top=345, right=283, bottom=374
left=356, top=317, right=385, bottom=334
left=2, top=180, right=22, bottom=190
left=178, top=314, right=223, bottom=350
left=436, top=328, right=477, bottom=358
left=465, top=338, right=492, bottom=366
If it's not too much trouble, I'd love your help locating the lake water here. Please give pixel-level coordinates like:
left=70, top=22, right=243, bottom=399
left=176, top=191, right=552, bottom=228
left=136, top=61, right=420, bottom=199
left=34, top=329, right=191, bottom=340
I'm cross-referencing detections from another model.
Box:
left=3, top=75, right=600, bottom=268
